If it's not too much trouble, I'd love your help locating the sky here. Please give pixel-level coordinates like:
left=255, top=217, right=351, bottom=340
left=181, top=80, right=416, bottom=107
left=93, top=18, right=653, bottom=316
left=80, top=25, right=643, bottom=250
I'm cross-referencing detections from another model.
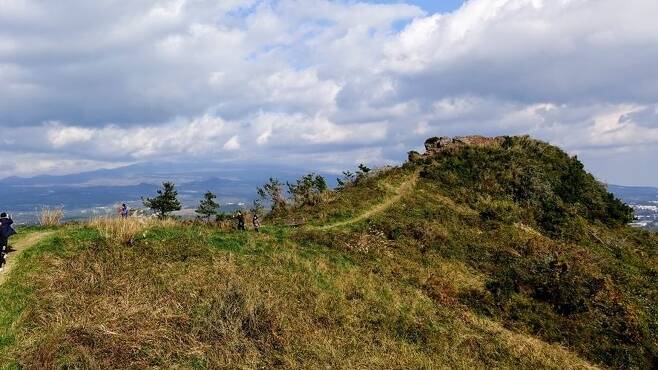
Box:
left=377, top=1, right=465, bottom=13
left=1, top=0, right=658, bottom=186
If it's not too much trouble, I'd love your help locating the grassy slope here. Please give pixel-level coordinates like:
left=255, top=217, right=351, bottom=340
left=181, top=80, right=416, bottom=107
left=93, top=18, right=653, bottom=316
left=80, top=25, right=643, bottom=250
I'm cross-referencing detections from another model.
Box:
left=0, top=137, right=655, bottom=368
left=1, top=222, right=596, bottom=369
left=291, top=137, right=657, bottom=368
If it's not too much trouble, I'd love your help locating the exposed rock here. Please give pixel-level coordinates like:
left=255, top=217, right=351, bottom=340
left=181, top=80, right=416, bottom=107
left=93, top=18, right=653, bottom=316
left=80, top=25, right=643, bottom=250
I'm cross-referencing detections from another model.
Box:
left=424, top=135, right=505, bottom=156
left=424, top=137, right=453, bottom=152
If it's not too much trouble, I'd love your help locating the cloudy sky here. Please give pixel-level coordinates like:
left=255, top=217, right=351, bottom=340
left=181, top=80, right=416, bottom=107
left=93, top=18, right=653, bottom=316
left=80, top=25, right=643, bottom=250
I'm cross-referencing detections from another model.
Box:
left=1, top=0, right=658, bottom=185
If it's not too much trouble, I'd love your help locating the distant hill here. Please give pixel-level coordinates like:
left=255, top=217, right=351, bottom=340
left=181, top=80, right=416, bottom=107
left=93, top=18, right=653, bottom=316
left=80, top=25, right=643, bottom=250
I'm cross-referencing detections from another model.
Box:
left=0, top=162, right=317, bottom=222
left=607, top=184, right=658, bottom=203
left=1, top=136, right=656, bottom=368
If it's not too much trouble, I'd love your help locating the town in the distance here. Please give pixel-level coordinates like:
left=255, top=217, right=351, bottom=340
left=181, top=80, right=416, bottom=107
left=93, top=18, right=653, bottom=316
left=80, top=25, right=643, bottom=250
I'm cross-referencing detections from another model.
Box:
left=609, top=185, right=658, bottom=230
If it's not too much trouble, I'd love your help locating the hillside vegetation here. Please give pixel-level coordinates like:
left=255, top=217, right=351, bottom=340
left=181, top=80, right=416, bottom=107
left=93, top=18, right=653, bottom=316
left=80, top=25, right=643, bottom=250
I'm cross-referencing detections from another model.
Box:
left=1, top=136, right=656, bottom=369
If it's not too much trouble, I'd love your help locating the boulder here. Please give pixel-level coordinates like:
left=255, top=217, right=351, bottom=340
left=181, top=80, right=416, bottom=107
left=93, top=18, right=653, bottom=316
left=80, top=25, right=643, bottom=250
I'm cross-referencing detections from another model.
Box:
left=423, top=135, right=505, bottom=156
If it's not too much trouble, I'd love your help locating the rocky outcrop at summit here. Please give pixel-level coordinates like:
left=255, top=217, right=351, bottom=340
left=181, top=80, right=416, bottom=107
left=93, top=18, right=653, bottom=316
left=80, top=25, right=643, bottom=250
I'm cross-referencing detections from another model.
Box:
left=423, top=135, right=505, bottom=155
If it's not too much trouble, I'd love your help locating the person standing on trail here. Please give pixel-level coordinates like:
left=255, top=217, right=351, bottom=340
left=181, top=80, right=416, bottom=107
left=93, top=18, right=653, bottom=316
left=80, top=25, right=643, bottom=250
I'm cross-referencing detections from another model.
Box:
left=119, top=204, right=129, bottom=219
left=236, top=211, right=246, bottom=231
left=252, top=214, right=261, bottom=232
left=0, top=213, right=16, bottom=271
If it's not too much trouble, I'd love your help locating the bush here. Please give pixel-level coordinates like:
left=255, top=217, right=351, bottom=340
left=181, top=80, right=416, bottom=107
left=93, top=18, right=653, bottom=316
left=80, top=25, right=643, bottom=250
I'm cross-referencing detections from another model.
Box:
left=39, top=208, right=64, bottom=226
left=407, top=150, right=422, bottom=163
left=477, top=198, right=522, bottom=225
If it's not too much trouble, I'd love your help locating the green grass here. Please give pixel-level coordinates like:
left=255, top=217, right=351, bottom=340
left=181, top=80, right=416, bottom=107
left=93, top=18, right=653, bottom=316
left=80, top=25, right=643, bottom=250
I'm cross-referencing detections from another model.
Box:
left=0, top=227, right=99, bottom=368
left=0, top=222, right=600, bottom=369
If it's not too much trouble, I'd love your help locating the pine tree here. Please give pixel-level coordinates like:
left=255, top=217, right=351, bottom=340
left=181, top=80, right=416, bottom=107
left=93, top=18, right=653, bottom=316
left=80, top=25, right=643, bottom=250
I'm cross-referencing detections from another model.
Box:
left=143, top=182, right=182, bottom=219
left=356, top=163, right=372, bottom=183
left=257, top=178, right=287, bottom=212
left=336, top=171, right=356, bottom=189
left=195, top=191, right=219, bottom=221
left=287, top=173, right=328, bottom=206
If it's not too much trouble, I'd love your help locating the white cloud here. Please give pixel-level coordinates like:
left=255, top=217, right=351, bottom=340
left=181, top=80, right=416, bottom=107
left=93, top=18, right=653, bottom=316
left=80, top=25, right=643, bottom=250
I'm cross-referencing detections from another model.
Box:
left=1, top=0, right=658, bottom=184
left=48, top=125, right=95, bottom=148
left=223, top=135, right=241, bottom=151
left=382, top=0, right=658, bottom=104
left=0, top=151, right=128, bottom=178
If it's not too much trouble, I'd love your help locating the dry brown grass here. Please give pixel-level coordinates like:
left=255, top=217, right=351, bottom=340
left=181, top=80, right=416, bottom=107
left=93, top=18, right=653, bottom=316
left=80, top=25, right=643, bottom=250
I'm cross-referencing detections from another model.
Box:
left=88, top=216, right=179, bottom=245
left=38, top=208, right=64, bottom=226
left=462, top=312, right=600, bottom=369
left=3, top=225, right=602, bottom=369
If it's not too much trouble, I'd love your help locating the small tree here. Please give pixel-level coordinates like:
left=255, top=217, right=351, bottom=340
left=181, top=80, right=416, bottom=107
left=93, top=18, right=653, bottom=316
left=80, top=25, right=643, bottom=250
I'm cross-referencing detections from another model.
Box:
left=336, top=171, right=356, bottom=189
left=288, top=173, right=329, bottom=206
left=257, top=178, right=287, bottom=212
left=314, top=174, right=328, bottom=193
left=143, top=181, right=182, bottom=219
left=196, top=191, right=219, bottom=221
left=287, top=173, right=327, bottom=206
left=356, top=163, right=372, bottom=183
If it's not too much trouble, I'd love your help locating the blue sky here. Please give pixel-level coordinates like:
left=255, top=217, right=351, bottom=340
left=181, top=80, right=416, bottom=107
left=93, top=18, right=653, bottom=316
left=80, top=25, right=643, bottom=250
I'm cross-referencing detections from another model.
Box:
left=376, top=0, right=465, bottom=13
left=1, top=0, right=658, bottom=186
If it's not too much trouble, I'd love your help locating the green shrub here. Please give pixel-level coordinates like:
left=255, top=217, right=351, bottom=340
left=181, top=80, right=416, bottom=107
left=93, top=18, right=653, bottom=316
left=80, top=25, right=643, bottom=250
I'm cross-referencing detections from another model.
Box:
left=420, top=136, right=633, bottom=237
left=477, top=198, right=522, bottom=225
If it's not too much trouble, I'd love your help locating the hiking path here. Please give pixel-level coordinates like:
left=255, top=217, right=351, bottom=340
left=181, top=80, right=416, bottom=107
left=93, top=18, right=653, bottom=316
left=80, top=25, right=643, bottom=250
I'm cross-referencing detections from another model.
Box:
left=0, top=231, right=54, bottom=285
left=319, top=172, right=420, bottom=230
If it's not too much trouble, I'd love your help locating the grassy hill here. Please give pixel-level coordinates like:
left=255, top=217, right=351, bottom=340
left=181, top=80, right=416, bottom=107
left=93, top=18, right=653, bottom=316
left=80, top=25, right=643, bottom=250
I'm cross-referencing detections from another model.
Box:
left=1, top=136, right=656, bottom=369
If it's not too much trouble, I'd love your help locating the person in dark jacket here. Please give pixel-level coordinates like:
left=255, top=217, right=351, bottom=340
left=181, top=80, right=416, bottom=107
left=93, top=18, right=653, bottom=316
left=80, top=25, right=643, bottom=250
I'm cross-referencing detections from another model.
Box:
left=0, top=212, right=16, bottom=270
left=236, top=211, right=246, bottom=231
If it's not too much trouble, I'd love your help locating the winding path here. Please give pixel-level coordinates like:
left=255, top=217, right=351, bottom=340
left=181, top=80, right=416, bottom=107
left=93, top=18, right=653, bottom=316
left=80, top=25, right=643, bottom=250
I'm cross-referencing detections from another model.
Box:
left=319, top=172, right=420, bottom=230
left=0, top=231, right=54, bottom=285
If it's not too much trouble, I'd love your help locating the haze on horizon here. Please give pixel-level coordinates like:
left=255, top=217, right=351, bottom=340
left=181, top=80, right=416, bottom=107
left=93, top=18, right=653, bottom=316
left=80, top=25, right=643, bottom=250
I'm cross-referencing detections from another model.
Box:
left=1, top=0, right=658, bottom=186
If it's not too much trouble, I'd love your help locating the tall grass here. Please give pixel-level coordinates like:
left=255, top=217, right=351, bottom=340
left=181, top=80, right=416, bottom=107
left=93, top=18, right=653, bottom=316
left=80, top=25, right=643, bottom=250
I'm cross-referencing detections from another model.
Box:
left=88, top=216, right=178, bottom=245
left=38, top=208, right=64, bottom=226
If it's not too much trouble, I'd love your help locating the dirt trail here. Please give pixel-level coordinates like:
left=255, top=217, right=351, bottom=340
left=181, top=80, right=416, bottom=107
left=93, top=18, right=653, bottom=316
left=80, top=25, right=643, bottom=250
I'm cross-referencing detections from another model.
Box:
left=320, top=172, right=420, bottom=230
left=0, top=231, right=54, bottom=285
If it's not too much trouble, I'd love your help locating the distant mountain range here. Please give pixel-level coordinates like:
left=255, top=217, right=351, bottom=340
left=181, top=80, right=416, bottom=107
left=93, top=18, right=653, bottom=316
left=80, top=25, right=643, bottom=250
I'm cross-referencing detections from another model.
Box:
left=606, top=184, right=658, bottom=203
left=0, top=162, right=331, bottom=223
left=2, top=163, right=657, bottom=227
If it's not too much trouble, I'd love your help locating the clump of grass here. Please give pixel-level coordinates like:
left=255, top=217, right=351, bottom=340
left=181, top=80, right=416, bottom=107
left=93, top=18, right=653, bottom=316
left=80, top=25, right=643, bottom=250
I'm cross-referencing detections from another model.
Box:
left=88, top=216, right=178, bottom=245
left=38, top=208, right=64, bottom=226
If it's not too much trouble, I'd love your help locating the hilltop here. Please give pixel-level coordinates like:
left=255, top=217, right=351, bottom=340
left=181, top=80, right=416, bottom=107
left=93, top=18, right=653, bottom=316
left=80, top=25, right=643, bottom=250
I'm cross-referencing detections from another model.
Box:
left=1, top=136, right=656, bottom=369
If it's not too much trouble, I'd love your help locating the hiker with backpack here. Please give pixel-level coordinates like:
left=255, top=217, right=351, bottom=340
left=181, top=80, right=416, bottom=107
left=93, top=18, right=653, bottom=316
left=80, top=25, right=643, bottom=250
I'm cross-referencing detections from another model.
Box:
left=0, top=213, right=17, bottom=271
